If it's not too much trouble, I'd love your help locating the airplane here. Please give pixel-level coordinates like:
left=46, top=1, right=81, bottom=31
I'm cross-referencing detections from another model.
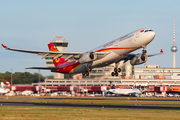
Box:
left=21, top=90, right=33, bottom=96
left=1, top=82, right=5, bottom=88
left=0, top=88, right=9, bottom=95
left=107, top=81, right=141, bottom=97
left=6, top=82, right=10, bottom=87
left=0, top=82, right=9, bottom=95
left=1, top=29, right=163, bottom=76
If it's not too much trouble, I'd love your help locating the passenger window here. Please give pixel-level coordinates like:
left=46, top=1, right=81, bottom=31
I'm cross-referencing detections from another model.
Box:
left=145, top=30, right=148, bottom=32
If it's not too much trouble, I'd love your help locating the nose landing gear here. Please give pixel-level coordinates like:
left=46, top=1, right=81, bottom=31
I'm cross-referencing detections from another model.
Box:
left=142, top=45, right=147, bottom=54
left=142, top=50, right=147, bottom=54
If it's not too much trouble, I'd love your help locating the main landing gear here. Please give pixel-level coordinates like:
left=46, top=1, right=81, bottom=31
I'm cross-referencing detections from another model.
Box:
left=111, top=67, right=121, bottom=77
left=82, top=66, right=91, bottom=77
left=82, top=71, right=89, bottom=76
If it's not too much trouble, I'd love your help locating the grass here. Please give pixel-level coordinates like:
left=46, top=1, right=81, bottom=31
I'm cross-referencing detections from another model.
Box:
left=1, top=106, right=180, bottom=120
left=1, top=97, right=180, bottom=119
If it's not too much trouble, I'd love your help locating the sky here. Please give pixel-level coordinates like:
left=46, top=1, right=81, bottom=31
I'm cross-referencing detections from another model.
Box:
left=0, top=0, right=180, bottom=76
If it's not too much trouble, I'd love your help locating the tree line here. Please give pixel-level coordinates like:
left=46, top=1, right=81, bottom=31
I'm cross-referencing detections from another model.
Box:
left=0, top=71, right=44, bottom=84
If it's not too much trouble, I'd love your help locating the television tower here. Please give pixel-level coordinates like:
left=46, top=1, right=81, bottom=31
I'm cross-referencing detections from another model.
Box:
left=171, top=17, right=178, bottom=68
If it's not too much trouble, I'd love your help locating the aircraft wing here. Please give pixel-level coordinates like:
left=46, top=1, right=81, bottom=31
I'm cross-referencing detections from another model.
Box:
left=118, top=49, right=164, bottom=62
left=1, top=44, right=109, bottom=60
left=147, top=49, right=164, bottom=57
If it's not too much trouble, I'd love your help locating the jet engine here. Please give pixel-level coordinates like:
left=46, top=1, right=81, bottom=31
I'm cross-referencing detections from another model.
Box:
left=130, top=54, right=148, bottom=65
left=79, top=52, right=97, bottom=64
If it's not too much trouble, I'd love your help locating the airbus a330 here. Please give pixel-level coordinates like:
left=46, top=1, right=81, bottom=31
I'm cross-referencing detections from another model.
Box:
left=2, top=29, right=163, bottom=76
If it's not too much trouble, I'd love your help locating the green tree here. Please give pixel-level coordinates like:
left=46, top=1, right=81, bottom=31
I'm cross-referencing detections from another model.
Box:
left=0, top=71, right=45, bottom=84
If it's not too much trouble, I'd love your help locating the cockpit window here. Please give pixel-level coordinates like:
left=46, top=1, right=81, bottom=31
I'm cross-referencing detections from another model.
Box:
left=144, top=30, right=153, bottom=32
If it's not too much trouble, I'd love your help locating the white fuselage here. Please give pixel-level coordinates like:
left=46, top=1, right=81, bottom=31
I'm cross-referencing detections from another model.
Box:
left=21, top=90, right=33, bottom=96
left=0, top=87, right=8, bottom=94
left=91, top=29, right=155, bottom=68
left=109, top=88, right=141, bottom=95
left=73, top=29, right=155, bottom=73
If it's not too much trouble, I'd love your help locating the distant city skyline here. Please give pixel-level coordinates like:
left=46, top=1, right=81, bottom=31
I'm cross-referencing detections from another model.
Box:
left=0, top=0, right=180, bottom=76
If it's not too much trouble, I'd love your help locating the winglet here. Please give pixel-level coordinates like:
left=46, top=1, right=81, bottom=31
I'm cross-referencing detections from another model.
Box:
left=160, top=49, right=164, bottom=53
left=1, top=44, right=8, bottom=49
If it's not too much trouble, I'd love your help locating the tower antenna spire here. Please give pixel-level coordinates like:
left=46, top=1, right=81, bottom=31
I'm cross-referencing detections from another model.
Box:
left=173, top=17, right=175, bottom=46
left=171, top=17, right=178, bottom=68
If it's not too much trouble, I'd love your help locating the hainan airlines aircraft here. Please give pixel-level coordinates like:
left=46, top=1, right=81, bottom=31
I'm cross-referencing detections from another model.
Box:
left=1, top=29, right=163, bottom=76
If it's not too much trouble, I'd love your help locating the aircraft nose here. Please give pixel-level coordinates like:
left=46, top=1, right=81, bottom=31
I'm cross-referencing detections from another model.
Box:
left=150, top=31, right=156, bottom=39
left=147, top=31, right=156, bottom=43
left=152, top=31, right=156, bottom=38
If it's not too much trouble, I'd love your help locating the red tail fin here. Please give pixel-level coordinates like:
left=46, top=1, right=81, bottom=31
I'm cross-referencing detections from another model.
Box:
left=48, top=43, right=66, bottom=67
left=48, top=43, right=59, bottom=52
left=6, top=82, right=10, bottom=86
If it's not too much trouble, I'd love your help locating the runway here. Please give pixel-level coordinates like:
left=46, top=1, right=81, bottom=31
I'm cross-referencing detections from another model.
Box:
left=1, top=101, right=180, bottom=110
left=40, top=97, right=180, bottom=101
left=1, top=96, right=180, bottom=101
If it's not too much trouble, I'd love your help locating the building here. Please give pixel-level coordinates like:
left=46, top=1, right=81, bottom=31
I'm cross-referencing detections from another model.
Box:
left=32, top=64, right=180, bottom=87
left=134, top=65, right=180, bottom=79
left=45, top=36, right=69, bottom=79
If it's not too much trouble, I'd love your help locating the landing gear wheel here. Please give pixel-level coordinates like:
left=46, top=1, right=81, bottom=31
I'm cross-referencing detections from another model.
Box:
left=118, top=68, right=121, bottom=72
left=142, top=50, right=147, bottom=54
left=82, top=71, right=89, bottom=76
left=82, top=73, right=85, bottom=76
left=86, top=72, right=89, bottom=76
left=114, top=68, right=117, bottom=72
left=115, top=72, right=118, bottom=76
left=111, top=72, right=115, bottom=76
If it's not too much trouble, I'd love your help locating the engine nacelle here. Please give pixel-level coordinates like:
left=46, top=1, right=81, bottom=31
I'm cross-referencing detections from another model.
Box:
left=130, top=54, right=148, bottom=65
left=79, top=52, right=97, bottom=64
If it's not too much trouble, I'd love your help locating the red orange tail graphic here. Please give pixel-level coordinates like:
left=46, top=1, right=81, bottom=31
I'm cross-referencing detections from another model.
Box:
left=1, top=44, right=8, bottom=49
left=6, top=82, right=10, bottom=86
left=48, top=43, right=66, bottom=67
left=160, top=49, right=164, bottom=53
left=48, top=43, right=59, bottom=52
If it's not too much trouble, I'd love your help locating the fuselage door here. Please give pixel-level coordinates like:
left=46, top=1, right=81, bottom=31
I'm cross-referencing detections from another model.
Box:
left=136, top=31, right=140, bottom=38
left=115, top=40, right=118, bottom=47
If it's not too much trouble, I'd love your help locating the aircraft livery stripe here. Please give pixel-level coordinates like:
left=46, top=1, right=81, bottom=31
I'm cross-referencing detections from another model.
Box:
left=96, top=47, right=139, bottom=52
left=69, top=63, right=82, bottom=74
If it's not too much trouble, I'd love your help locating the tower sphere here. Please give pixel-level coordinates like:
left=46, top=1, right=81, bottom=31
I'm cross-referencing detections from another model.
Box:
left=171, top=46, right=178, bottom=52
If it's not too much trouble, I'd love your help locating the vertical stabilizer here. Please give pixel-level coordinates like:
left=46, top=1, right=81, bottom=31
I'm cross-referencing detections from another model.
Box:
left=48, top=43, right=66, bottom=67
left=109, top=81, right=115, bottom=89
left=6, top=82, right=10, bottom=86
left=48, top=43, right=59, bottom=52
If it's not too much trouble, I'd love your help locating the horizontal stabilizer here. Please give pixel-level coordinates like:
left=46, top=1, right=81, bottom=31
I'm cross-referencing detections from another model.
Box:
left=26, top=67, right=58, bottom=70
